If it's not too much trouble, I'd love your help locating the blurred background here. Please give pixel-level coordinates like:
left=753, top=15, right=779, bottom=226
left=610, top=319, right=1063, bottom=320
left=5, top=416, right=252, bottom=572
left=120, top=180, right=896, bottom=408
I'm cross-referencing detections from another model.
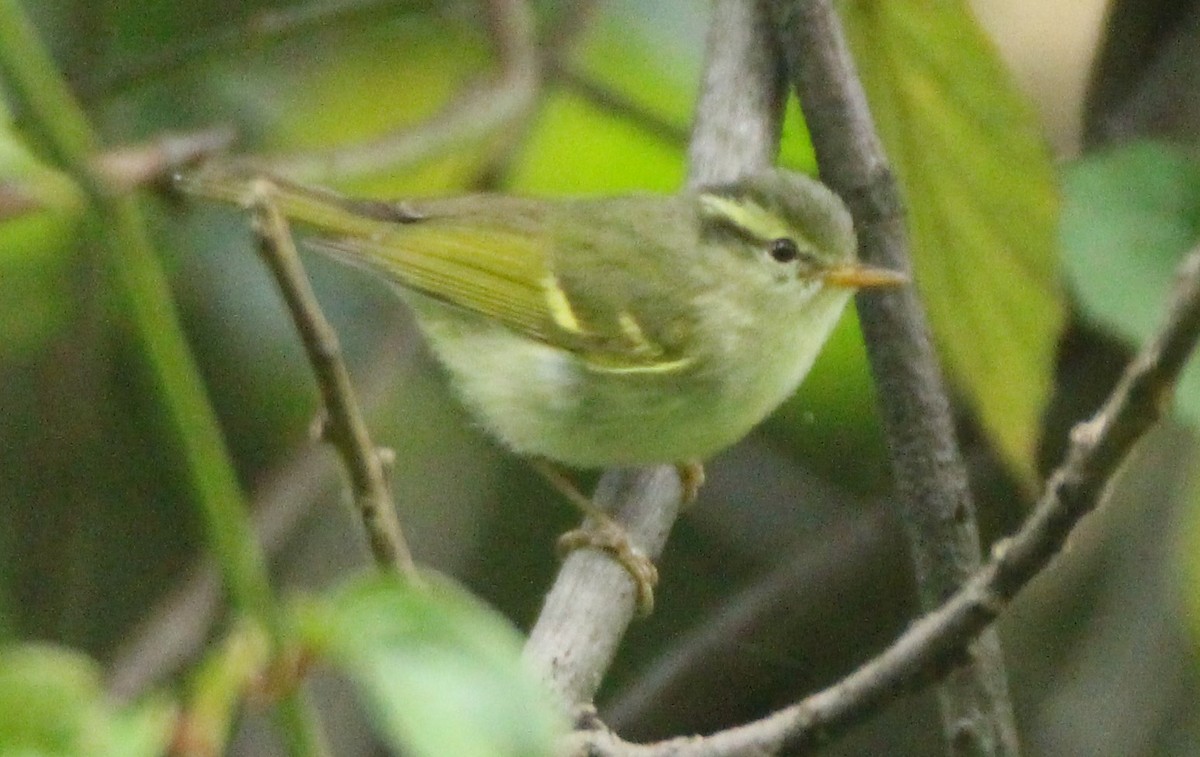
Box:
left=2, top=0, right=1199, bottom=754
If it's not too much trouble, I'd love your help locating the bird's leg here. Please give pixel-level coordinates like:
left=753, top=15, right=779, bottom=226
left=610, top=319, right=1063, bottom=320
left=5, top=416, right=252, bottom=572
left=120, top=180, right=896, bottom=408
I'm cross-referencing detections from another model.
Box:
left=529, top=458, right=659, bottom=616
left=676, top=460, right=705, bottom=506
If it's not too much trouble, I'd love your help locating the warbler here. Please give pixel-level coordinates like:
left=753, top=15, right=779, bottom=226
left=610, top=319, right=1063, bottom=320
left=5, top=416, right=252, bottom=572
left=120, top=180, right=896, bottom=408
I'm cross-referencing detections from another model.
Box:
left=180, top=168, right=905, bottom=611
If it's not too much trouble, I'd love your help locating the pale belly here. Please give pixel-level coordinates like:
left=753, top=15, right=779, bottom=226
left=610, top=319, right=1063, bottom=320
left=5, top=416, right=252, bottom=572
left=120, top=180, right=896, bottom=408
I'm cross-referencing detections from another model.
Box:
left=410, top=291, right=850, bottom=467
left=434, top=336, right=733, bottom=466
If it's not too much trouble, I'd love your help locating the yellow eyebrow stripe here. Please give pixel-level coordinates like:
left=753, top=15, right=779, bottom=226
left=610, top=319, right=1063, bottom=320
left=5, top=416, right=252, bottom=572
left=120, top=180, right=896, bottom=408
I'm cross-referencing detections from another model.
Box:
left=698, top=194, right=793, bottom=243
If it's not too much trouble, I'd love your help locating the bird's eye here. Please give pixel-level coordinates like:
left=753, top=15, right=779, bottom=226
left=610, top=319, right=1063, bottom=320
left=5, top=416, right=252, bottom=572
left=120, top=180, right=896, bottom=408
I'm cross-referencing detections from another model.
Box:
left=769, top=237, right=800, bottom=263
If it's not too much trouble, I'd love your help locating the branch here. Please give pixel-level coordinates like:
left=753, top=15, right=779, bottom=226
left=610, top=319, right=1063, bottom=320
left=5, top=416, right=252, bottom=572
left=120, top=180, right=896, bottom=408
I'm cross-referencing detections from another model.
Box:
left=564, top=243, right=1200, bottom=754
left=550, top=63, right=689, bottom=147
left=94, top=126, right=237, bottom=191
left=0, top=126, right=236, bottom=222
left=603, top=497, right=906, bottom=730
left=247, top=180, right=418, bottom=578
left=687, top=0, right=784, bottom=185
left=768, top=0, right=1019, bottom=752
left=522, top=0, right=785, bottom=707
left=262, top=0, right=538, bottom=183
left=107, top=324, right=418, bottom=699
left=523, top=467, right=690, bottom=705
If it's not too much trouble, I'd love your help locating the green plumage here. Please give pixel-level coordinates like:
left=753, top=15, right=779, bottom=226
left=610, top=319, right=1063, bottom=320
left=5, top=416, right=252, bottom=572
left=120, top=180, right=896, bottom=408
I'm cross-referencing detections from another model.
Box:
left=183, top=169, right=887, bottom=467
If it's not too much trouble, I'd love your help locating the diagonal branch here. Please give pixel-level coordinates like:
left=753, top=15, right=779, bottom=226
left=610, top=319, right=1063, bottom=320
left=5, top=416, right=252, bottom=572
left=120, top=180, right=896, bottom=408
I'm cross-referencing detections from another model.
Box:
left=550, top=63, right=689, bottom=147
left=107, top=323, right=418, bottom=700
left=686, top=0, right=784, bottom=185
left=564, top=242, right=1200, bottom=754
left=768, top=0, right=1020, bottom=753
left=263, top=0, right=538, bottom=183
left=246, top=180, right=418, bottom=578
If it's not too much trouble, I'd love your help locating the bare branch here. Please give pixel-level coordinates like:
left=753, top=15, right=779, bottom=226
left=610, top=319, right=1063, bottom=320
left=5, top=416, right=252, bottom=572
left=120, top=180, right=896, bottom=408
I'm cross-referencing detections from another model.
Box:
left=524, top=467, right=688, bottom=705
left=687, top=0, right=784, bottom=185
left=564, top=244, right=1200, bottom=754
left=768, top=0, right=1019, bottom=752
left=604, top=497, right=905, bottom=730
left=0, top=126, right=235, bottom=222
left=94, top=126, right=237, bottom=191
left=248, top=180, right=417, bottom=578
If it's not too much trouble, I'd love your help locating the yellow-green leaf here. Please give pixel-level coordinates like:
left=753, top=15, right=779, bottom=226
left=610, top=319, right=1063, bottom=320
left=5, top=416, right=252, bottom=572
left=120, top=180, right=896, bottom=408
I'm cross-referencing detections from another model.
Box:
left=293, top=574, right=565, bottom=757
left=839, top=0, right=1065, bottom=483
left=0, top=643, right=175, bottom=757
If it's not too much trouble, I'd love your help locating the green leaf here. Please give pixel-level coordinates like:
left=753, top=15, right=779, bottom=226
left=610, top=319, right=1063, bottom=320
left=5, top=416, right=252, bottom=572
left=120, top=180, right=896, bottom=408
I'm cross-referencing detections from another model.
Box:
left=839, top=0, right=1065, bottom=481
left=0, top=644, right=174, bottom=757
left=1061, top=141, right=1200, bottom=427
left=294, top=575, right=564, bottom=757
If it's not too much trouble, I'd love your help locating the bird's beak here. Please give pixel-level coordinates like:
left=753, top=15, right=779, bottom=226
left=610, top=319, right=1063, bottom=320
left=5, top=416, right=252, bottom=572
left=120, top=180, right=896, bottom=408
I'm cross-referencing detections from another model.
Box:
left=822, top=262, right=908, bottom=289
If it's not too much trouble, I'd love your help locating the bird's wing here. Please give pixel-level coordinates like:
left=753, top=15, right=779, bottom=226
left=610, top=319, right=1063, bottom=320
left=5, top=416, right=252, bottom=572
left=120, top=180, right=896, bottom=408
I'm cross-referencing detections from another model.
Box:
left=316, top=205, right=693, bottom=374
left=177, top=169, right=691, bottom=372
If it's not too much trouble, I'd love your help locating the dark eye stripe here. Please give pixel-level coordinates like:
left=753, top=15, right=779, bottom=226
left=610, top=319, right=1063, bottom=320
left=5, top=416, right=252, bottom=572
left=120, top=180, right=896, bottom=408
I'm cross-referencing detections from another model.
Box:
left=697, top=194, right=827, bottom=259
left=769, top=238, right=825, bottom=268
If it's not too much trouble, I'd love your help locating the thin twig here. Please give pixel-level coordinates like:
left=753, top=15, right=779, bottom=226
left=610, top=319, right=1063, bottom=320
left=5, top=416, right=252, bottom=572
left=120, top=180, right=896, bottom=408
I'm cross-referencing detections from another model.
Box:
left=768, top=0, right=1020, bottom=752
left=550, top=63, right=689, bottom=146
left=94, top=126, right=238, bottom=191
left=0, top=126, right=235, bottom=222
left=522, top=0, right=784, bottom=708
left=107, top=323, right=418, bottom=699
left=246, top=180, right=417, bottom=578
left=564, top=243, right=1200, bottom=754
left=604, top=497, right=905, bottom=730
left=263, top=0, right=538, bottom=183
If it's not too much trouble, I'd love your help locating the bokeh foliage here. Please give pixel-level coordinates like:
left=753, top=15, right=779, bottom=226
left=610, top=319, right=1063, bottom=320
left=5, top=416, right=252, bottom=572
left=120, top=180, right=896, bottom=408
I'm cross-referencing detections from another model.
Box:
left=841, top=0, right=1064, bottom=484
